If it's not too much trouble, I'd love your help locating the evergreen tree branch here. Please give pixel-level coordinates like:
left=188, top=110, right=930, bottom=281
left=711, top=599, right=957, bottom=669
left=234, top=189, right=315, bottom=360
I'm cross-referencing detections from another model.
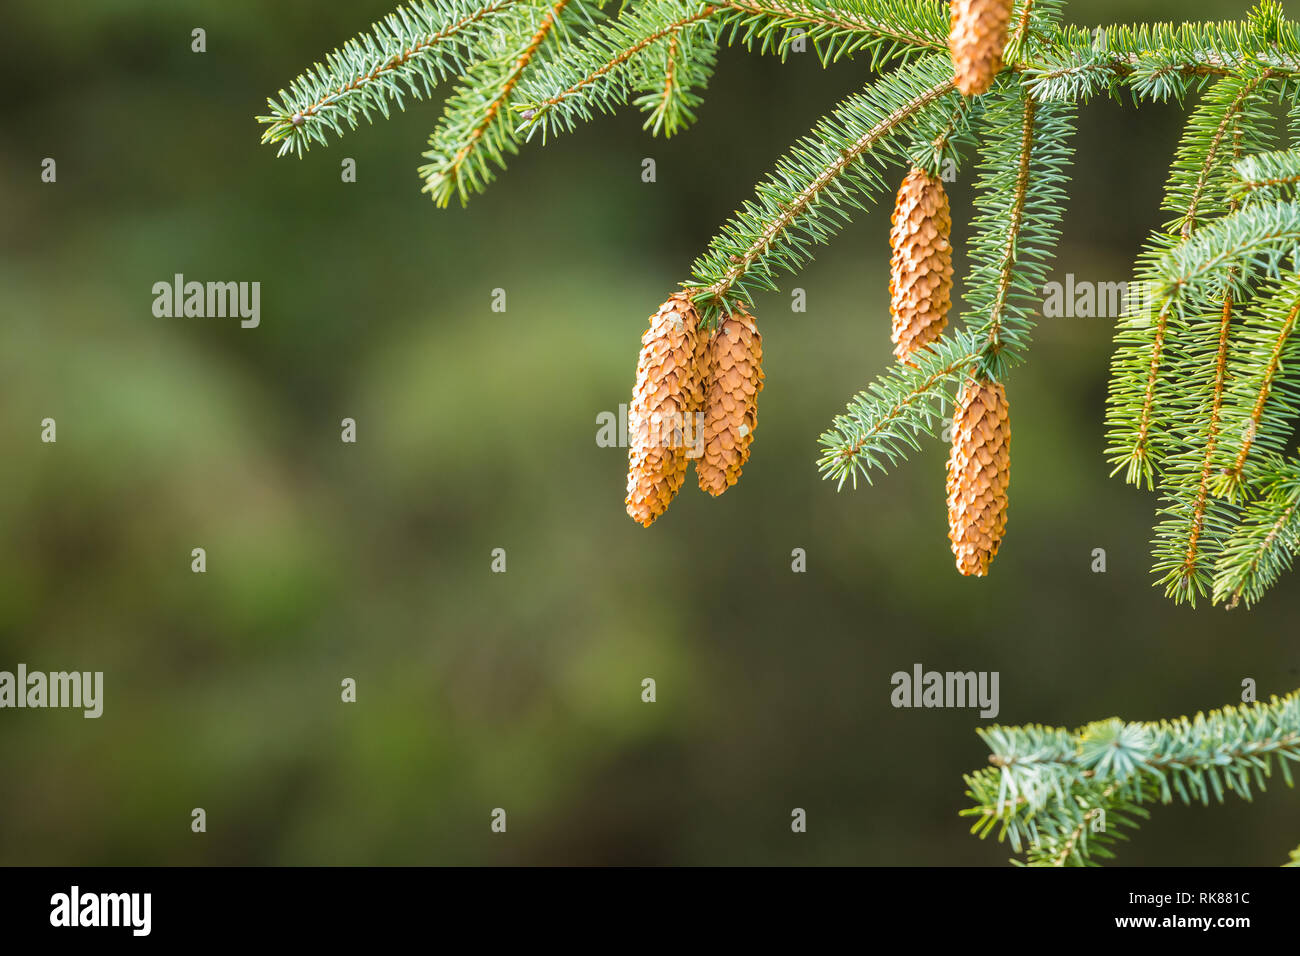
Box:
left=816, top=330, right=981, bottom=489
left=1002, top=0, right=1066, bottom=66
left=1026, top=776, right=1156, bottom=868
left=715, top=0, right=948, bottom=64
left=983, top=95, right=1036, bottom=365
left=1211, top=274, right=1300, bottom=499
left=1023, top=5, right=1300, bottom=103
left=1151, top=292, right=1236, bottom=605
left=1179, top=79, right=1267, bottom=239
left=633, top=15, right=720, bottom=136
left=1106, top=202, right=1300, bottom=498
left=1142, top=81, right=1283, bottom=605
left=1106, top=73, right=1276, bottom=490
left=962, top=756, right=1153, bottom=865
left=1010, top=0, right=1039, bottom=47
left=1155, top=200, right=1300, bottom=301
left=1213, top=456, right=1300, bottom=607
left=641, top=30, right=686, bottom=134
left=1043, top=784, right=1115, bottom=868
left=896, top=96, right=980, bottom=184
left=1231, top=148, right=1300, bottom=205
left=687, top=54, right=961, bottom=312
left=516, top=2, right=721, bottom=141
left=420, top=0, right=579, bottom=205
left=961, top=82, right=1075, bottom=379
left=258, top=0, right=528, bottom=156
left=966, top=690, right=1300, bottom=865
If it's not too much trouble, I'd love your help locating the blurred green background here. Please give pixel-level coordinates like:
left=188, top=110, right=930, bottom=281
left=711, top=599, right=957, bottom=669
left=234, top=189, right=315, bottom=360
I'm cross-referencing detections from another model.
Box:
left=2, top=0, right=1298, bottom=866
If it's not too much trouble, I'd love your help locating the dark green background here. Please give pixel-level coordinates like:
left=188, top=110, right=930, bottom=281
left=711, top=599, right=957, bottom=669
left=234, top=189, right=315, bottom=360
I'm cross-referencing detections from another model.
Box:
left=1, top=0, right=1296, bottom=865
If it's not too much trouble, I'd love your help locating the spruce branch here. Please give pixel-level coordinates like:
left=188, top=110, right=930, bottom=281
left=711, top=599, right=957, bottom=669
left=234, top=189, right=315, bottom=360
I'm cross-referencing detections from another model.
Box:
left=633, top=15, right=720, bottom=136
left=965, top=690, right=1300, bottom=865
left=515, top=2, right=721, bottom=142
left=1106, top=73, right=1277, bottom=490
left=419, top=0, right=580, bottom=205
left=714, top=0, right=948, bottom=65
left=816, top=329, right=981, bottom=489
left=687, top=54, right=961, bottom=312
left=1150, top=291, right=1236, bottom=605
left=1213, top=456, right=1300, bottom=607
left=258, top=0, right=528, bottom=157
left=1175, top=77, right=1269, bottom=240
left=1002, top=0, right=1067, bottom=66
left=1156, top=200, right=1300, bottom=302
left=961, top=81, right=1075, bottom=379
left=1211, top=273, right=1300, bottom=499
left=963, top=745, right=1154, bottom=865
left=905, top=96, right=979, bottom=177
left=1036, top=783, right=1139, bottom=868
left=981, top=91, right=1039, bottom=367
left=1231, top=147, right=1300, bottom=204
left=1023, top=5, right=1300, bottom=104
left=1142, top=78, right=1283, bottom=604
left=640, top=31, right=687, bottom=134
left=1105, top=201, right=1300, bottom=503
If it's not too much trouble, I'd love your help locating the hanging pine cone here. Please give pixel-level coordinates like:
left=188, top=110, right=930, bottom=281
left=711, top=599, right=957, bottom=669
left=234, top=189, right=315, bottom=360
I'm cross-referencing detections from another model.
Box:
left=697, top=304, right=764, bottom=496
left=890, top=167, right=953, bottom=363
left=626, top=292, right=707, bottom=527
left=948, top=0, right=1013, bottom=96
left=946, top=378, right=1010, bottom=576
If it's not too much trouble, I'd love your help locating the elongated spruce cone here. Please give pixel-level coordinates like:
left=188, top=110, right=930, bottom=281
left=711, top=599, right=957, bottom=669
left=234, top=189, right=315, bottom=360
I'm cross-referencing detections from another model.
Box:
left=890, top=167, right=953, bottom=362
left=949, top=0, right=1013, bottom=96
left=697, top=305, right=764, bottom=496
left=947, top=379, right=1010, bottom=576
left=626, top=293, right=707, bottom=527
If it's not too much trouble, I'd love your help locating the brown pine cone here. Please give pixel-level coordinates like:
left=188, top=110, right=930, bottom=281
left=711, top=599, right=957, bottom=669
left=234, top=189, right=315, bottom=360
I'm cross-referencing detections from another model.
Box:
left=697, top=304, right=764, bottom=496
left=948, top=0, right=1013, bottom=96
left=626, top=293, right=708, bottom=527
left=890, top=167, right=954, bottom=362
left=946, top=378, right=1010, bottom=576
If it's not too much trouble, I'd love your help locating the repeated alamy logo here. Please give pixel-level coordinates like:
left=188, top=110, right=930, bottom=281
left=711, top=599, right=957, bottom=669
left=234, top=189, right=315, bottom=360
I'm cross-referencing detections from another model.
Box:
left=152, top=273, right=260, bottom=328
left=891, top=663, right=999, bottom=718
left=50, top=886, right=151, bottom=937
left=1042, top=273, right=1154, bottom=320
left=597, top=404, right=704, bottom=458
left=0, top=664, right=103, bottom=718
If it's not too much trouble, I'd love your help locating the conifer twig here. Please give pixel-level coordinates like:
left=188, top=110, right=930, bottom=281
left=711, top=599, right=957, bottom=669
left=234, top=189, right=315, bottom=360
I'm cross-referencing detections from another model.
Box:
left=522, top=6, right=719, bottom=123
left=259, top=0, right=527, bottom=156
left=420, top=0, right=574, bottom=204
left=965, top=690, right=1300, bottom=865
left=703, top=78, right=953, bottom=305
